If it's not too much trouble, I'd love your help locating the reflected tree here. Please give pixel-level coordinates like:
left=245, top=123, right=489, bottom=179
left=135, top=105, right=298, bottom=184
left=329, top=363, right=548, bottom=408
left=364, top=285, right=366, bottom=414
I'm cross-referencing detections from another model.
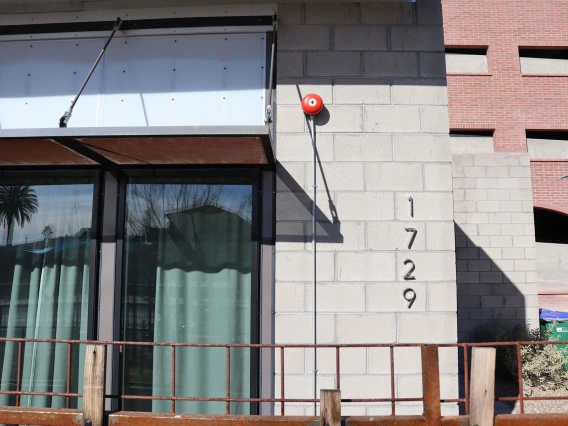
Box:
left=0, top=186, right=39, bottom=246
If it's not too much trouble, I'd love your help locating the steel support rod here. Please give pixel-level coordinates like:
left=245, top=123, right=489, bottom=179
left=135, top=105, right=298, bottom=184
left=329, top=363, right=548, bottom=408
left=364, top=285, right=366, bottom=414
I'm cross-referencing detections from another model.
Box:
left=311, top=114, right=317, bottom=416
left=59, top=17, right=122, bottom=128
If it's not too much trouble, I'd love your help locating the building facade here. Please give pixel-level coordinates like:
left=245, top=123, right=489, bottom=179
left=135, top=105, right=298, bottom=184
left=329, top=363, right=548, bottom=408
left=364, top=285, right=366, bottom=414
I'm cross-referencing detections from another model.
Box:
left=442, top=0, right=568, bottom=339
left=0, top=0, right=564, bottom=418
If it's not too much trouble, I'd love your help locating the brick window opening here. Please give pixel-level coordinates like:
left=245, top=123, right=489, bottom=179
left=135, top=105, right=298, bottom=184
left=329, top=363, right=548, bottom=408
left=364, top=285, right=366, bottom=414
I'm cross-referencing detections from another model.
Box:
left=527, top=131, right=568, bottom=158
left=445, top=47, right=488, bottom=74
left=534, top=207, right=568, bottom=244
left=449, top=130, right=494, bottom=154
left=519, top=48, right=568, bottom=75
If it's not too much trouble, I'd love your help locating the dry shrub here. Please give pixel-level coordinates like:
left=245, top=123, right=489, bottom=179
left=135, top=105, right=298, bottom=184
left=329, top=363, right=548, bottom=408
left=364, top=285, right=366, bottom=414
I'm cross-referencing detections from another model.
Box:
left=474, top=318, right=568, bottom=391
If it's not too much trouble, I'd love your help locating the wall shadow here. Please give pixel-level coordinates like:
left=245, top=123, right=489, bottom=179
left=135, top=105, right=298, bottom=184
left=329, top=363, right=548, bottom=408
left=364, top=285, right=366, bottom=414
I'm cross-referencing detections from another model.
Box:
left=455, top=223, right=529, bottom=415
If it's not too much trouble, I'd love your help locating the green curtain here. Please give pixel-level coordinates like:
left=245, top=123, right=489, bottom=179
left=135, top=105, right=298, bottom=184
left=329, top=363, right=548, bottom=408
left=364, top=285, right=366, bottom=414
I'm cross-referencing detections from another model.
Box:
left=0, top=237, right=90, bottom=409
left=123, top=202, right=252, bottom=414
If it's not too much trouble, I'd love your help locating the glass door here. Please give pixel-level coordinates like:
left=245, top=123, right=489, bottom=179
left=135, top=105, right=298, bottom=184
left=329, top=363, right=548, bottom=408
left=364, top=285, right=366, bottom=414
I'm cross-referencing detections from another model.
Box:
left=120, top=175, right=258, bottom=414
left=0, top=176, right=97, bottom=409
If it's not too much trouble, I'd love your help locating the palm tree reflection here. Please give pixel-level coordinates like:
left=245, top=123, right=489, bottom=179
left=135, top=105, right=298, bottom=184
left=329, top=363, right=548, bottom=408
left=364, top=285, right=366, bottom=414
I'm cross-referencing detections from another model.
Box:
left=0, top=186, right=39, bottom=246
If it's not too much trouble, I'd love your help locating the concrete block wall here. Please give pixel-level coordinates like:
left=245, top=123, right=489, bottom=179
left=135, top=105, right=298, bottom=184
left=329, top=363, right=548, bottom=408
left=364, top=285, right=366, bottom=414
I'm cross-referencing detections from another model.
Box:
left=452, top=153, right=539, bottom=342
left=275, top=1, right=457, bottom=416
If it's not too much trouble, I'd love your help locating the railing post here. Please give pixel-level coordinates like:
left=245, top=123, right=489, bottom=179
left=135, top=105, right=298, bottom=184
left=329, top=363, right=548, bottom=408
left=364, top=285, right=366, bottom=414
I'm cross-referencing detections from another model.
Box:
left=421, top=345, right=441, bottom=426
left=320, top=389, right=341, bottom=426
left=469, top=347, right=496, bottom=426
left=83, top=344, right=107, bottom=426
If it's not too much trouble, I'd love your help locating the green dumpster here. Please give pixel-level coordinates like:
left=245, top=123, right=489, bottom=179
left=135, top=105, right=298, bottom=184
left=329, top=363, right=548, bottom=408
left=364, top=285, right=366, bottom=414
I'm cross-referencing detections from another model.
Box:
left=539, top=308, right=568, bottom=370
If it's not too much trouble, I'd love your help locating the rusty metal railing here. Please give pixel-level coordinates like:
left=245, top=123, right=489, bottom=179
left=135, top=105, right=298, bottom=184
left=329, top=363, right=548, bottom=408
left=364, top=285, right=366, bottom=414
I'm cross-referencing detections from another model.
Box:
left=1, top=338, right=567, bottom=416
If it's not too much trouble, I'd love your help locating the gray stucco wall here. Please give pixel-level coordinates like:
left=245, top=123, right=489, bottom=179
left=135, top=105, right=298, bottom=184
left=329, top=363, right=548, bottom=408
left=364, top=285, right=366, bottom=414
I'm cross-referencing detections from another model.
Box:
left=536, top=242, right=568, bottom=293
left=274, top=1, right=458, bottom=416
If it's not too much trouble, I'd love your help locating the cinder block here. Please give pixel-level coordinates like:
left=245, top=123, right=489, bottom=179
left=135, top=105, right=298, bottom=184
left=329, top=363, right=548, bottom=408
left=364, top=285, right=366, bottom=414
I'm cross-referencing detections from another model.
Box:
left=524, top=224, right=535, bottom=236
left=486, top=167, right=508, bottom=178
left=468, top=260, right=491, bottom=272
left=306, top=221, right=366, bottom=252
left=274, top=347, right=305, bottom=375
left=276, top=251, right=335, bottom=282
left=469, top=283, right=493, bottom=294
left=361, top=3, right=415, bottom=24
left=368, top=221, right=426, bottom=251
left=276, top=221, right=305, bottom=251
left=341, top=374, right=391, bottom=399
left=474, top=155, right=519, bottom=167
left=373, top=346, right=457, bottom=375
left=477, top=224, right=501, bottom=235
left=416, top=1, right=443, bottom=25
left=514, top=259, right=537, bottom=271
left=490, top=236, right=513, bottom=248
left=278, top=79, right=333, bottom=105
left=499, top=201, right=523, bottom=212
left=305, top=3, right=359, bottom=24
left=426, top=222, right=456, bottom=250
left=363, top=52, right=418, bottom=77
left=334, top=26, right=387, bottom=51
left=366, top=282, right=427, bottom=312
left=454, top=189, right=465, bottom=200
left=366, top=162, right=423, bottom=191
left=477, top=201, right=500, bottom=213
left=277, top=52, right=304, bottom=78
left=392, top=79, right=448, bottom=105
left=464, top=167, right=486, bottom=178
left=275, top=313, right=335, bottom=343
left=398, top=374, right=458, bottom=400
left=513, top=236, right=535, bottom=248
left=453, top=178, right=476, bottom=189
left=277, top=133, right=333, bottom=161
left=480, top=272, right=504, bottom=284
left=456, top=248, right=479, bottom=260
left=391, top=27, right=444, bottom=51
left=468, top=234, right=490, bottom=247
left=307, top=347, right=367, bottom=376
left=365, top=106, right=421, bottom=133
left=276, top=106, right=306, bottom=133
left=512, top=213, right=534, bottom=224
left=275, top=282, right=306, bottom=312
left=334, top=134, right=393, bottom=162
left=459, top=295, right=481, bottom=307
left=277, top=4, right=303, bottom=25
left=452, top=155, right=474, bottom=166
left=508, top=167, right=531, bottom=178
left=337, top=252, right=396, bottom=281
left=398, top=313, right=457, bottom=343
left=423, top=163, right=452, bottom=191
left=315, top=283, right=366, bottom=313
left=276, top=190, right=334, bottom=221
left=498, top=178, right=532, bottom=190
left=333, top=79, right=390, bottom=105
left=464, top=212, right=488, bottom=224
left=336, top=192, right=395, bottom=220
left=487, top=189, right=510, bottom=200
left=278, top=25, right=330, bottom=51
left=315, top=105, right=363, bottom=132
left=489, top=213, right=512, bottom=224
left=394, top=134, right=451, bottom=162
left=307, top=52, right=360, bottom=77
left=428, top=282, right=458, bottom=311
left=491, top=258, right=514, bottom=272
left=465, top=189, right=487, bottom=200
left=336, top=313, right=397, bottom=343
left=419, top=52, right=446, bottom=77
left=396, top=251, right=456, bottom=281
left=522, top=201, right=534, bottom=212
left=314, top=162, right=364, bottom=191
left=502, top=248, right=525, bottom=259
left=524, top=247, right=536, bottom=259
left=395, top=192, right=454, bottom=220
left=453, top=166, right=465, bottom=178
left=500, top=224, right=524, bottom=236
left=277, top=162, right=305, bottom=192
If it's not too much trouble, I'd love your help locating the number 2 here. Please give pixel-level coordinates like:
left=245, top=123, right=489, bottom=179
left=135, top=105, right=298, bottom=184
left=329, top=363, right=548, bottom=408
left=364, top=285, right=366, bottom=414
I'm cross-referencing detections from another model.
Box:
left=403, top=259, right=415, bottom=280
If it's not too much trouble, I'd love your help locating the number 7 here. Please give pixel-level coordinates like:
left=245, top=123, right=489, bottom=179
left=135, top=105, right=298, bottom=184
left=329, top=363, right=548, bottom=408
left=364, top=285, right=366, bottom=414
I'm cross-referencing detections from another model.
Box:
left=404, top=228, right=417, bottom=250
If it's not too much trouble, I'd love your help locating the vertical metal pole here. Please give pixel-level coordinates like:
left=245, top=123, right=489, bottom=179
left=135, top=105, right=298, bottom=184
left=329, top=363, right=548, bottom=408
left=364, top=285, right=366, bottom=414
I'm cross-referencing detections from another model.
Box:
left=311, top=114, right=317, bottom=416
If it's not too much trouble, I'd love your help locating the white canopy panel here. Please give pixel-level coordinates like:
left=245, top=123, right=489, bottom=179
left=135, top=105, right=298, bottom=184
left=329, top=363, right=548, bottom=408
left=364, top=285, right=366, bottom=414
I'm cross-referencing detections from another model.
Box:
left=0, top=31, right=266, bottom=129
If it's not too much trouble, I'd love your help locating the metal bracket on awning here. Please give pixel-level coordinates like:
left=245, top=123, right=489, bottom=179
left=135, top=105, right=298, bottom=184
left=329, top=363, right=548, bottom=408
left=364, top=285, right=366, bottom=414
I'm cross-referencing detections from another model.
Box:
left=265, top=13, right=277, bottom=124
left=59, top=17, right=122, bottom=128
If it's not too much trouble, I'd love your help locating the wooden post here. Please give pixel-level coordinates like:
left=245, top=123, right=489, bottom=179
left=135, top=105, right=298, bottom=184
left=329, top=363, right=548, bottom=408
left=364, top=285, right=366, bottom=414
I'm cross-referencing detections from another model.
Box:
left=421, top=345, right=441, bottom=426
left=83, top=344, right=106, bottom=426
left=469, top=347, right=496, bottom=426
left=320, top=389, right=341, bottom=426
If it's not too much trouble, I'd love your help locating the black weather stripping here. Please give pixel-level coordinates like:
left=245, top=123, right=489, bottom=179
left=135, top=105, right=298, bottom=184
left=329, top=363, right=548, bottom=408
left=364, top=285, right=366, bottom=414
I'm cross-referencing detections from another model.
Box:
left=0, top=15, right=273, bottom=36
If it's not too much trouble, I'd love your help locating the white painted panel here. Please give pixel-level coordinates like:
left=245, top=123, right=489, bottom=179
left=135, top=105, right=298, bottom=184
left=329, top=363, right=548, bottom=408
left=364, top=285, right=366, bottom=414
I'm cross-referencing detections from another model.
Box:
left=0, top=31, right=266, bottom=129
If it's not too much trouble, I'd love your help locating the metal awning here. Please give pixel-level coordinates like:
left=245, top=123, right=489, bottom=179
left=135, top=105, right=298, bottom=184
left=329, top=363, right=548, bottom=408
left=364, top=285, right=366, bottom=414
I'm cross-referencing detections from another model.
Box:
left=0, top=126, right=274, bottom=167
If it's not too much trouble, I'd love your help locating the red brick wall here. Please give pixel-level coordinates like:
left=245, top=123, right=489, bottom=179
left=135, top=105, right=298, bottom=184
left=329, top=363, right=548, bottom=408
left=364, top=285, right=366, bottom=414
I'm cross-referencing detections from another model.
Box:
left=531, top=161, right=568, bottom=215
left=539, top=294, right=568, bottom=312
left=442, top=0, right=568, bottom=153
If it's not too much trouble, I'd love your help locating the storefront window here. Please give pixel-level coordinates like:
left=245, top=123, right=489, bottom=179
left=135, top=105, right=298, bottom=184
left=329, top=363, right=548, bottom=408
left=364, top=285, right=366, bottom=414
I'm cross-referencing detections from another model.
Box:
left=0, top=178, right=95, bottom=409
left=121, top=177, right=254, bottom=414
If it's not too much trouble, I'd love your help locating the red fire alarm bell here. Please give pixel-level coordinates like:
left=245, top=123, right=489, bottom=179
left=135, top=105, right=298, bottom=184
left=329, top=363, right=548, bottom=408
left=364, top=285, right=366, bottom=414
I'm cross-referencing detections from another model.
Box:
left=301, top=93, right=324, bottom=115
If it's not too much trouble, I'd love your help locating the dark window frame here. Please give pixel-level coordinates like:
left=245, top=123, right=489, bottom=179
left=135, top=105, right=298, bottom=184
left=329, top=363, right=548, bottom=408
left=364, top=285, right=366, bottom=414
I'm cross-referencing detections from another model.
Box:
left=114, top=167, right=262, bottom=414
